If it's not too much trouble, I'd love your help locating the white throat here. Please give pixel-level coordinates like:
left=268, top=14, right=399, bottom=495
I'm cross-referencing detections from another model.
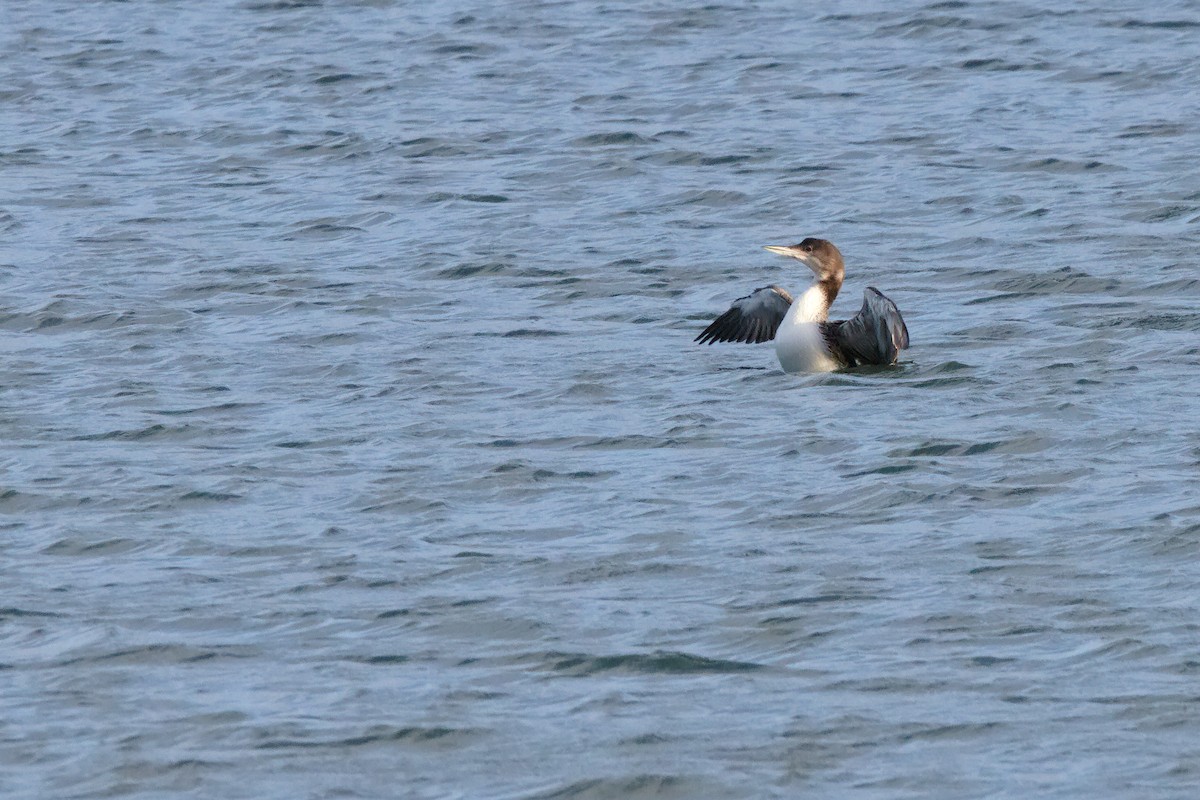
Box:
left=794, top=282, right=831, bottom=323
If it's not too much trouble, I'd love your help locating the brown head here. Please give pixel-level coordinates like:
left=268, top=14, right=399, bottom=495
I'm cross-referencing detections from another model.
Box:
left=763, top=238, right=845, bottom=284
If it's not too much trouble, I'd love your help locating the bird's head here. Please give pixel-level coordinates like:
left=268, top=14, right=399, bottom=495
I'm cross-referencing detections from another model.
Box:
left=764, top=238, right=844, bottom=283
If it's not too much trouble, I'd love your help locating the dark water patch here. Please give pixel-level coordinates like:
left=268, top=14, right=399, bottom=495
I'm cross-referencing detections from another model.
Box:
left=895, top=436, right=1048, bottom=458
left=0, top=607, right=64, bottom=619
left=845, top=462, right=918, bottom=478
left=239, top=0, right=322, bottom=9
left=8, top=307, right=139, bottom=333
left=118, top=215, right=192, bottom=225
left=607, top=257, right=645, bottom=270
left=484, top=460, right=617, bottom=483
left=537, top=468, right=615, bottom=481
left=1144, top=523, right=1200, bottom=558
left=271, top=132, right=373, bottom=159
left=500, top=328, right=566, bottom=338
left=896, top=721, right=1003, bottom=742
left=41, top=537, right=139, bottom=556
left=969, top=656, right=1018, bottom=667
left=573, top=132, right=652, bottom=147
left=573, top=435, right=670, bottom=450
left=925, top=193, right=974, bottom=208
left=1003, top=626, right=1053, bottom=636
left=438, top=260, right=514, bottom=279
left=903, top=442, right=962, bottom=457
left=450, top=597, right=492, bottom=608
left=283, top=221, right=366, bottom=239
left=827, top=676, right=945, bottom=693
left=402, top=141, right=477, bottom=158
left=573, top=92, right=633, bottom=105
left=478, top=435, right=587, bottom=449
left=314, top=72, right=359, bottom=85
left=621, top=733, right=674, bottom=746
left=431, top=41, right=498, bottom=57
left=742, top=60, right=784, bottom=72
left=787, top=88, right=864, bottom=100
left=905, top=375, right=994, bottom=389
left=358, top=496, right=449, bottom=514
left=547, top=651, right=763, bottom=676
left=524, top=775, right=726, bottom=800
left=256, top=725, right=476, bottom=750
left=929, top=360, right=974, bottom=373
left=958, top=58, right=1049, bottom=72
left=152, top=402, right=259, bottom=417
left=423, top=192, right=509, bottom=203
left=226, top=545, right=310, bottom=558
left=825, top=363, right=911, bottom=380
left=1117, top=122, right=1187, bottom=138
left=397, top=136, right=448, bottom=148
left=752, top=593, right=876, bottom=609
left=1091, top=312, right=1200, bottom=331
left=178, top=490, right=243, bottom=503
left=1006, top=157, right=1118, bottom=174
left=348, top=654, right=410, bottom=665
left=0, top=489, right=80, bottom=513
left=951, top=323, right=1026, bottom=342
left=637, top=150, right=757, bottom=167
left=694, top=153, right=759, bottom=166
left=376, top=608, right=415, bottom=619
left=58, top=644, right=256, bottom=667
left=461, top=193, right=509, bottom=203
left=877, top=15, right=987, bottom=35
left=989, top=267, right=1120, bottom=296
left=1137, top=205, right=1197, bottom=223
left=669, top=189, right=749, bottom=207
left=1116, top=19, right=1200, bottom=29
left=562, top=560, right=689, bottom=585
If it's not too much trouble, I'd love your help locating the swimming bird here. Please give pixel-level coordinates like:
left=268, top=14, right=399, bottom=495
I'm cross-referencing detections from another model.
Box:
left=695, top=238, right=909, bottom=372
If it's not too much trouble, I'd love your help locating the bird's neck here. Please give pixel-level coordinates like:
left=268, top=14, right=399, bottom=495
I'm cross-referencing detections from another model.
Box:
left=796, top=277, right=840, bottom=322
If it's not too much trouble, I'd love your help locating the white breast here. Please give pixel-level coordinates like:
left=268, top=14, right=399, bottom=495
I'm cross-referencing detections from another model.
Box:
left=775, top=321, right=839, bottom=373
left=773, top=284, right=838, bottom=373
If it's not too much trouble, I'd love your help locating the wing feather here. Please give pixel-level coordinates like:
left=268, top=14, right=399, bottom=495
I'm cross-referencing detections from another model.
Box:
left=695, top=285, right=794, bottom=345
left=825, top=287, right=909, bottom=366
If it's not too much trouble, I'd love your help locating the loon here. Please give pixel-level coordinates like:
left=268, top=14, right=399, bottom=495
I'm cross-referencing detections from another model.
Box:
left=695, top=238, right=909, bottom=372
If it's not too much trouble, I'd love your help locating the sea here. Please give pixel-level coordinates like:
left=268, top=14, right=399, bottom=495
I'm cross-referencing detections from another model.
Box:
left=3, top=1, right=1200, bottom=797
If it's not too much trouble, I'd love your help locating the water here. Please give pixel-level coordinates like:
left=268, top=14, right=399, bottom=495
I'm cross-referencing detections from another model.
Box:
left=3, top=1, right=1200, bottom=797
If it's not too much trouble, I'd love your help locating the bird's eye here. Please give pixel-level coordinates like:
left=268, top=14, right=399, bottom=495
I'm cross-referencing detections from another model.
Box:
left=802, top=244, right=813, bottom=253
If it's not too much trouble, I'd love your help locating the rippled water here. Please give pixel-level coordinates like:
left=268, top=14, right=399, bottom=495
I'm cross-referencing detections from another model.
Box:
left=4, top=1, right=1200, bottom=797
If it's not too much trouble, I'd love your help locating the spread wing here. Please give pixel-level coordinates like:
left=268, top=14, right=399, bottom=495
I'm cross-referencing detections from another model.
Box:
left=824, top=287, right=909, bottom=366
left=695, top=285, right=794, bottom=345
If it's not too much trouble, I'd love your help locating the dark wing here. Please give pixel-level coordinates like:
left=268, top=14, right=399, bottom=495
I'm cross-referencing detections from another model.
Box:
left=695, top=285, right=794, bottom=345
left=824, top=287, right=909, bottom=366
